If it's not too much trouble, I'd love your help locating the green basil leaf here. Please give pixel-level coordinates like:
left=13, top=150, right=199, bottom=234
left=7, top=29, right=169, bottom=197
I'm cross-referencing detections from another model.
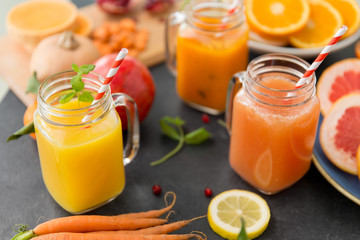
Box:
left=72, top=63, right=80, bottom=73
left=59, top=91, right=76, bottom=104
left=7, top=122, right=35, bottom=142
left=79, top=91, right=94, bottom=102
left=71, top=73, right=84, bottom=92
left=160, top=118, right=180, bottom=141
left=26, top=72, right=40, bottom=94
left=162, top=116, right=185, bottom=127
left=184, top=127, right=212, bottom=144
left=237, top=218, right=250, bottom=240
left=79, top=64, right=95, bottom=74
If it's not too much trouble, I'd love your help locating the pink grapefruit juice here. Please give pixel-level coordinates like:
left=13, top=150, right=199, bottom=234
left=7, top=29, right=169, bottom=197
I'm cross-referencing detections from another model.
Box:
left=229, top=77, right=320, bottom=194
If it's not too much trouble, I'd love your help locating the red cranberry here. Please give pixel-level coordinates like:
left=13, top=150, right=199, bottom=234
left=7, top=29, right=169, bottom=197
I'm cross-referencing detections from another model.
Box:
left=152, top=184, right=162, bottom=195
left=201, top=114, right=210, bottom=124
left=204, top=187, right=213, bottom=197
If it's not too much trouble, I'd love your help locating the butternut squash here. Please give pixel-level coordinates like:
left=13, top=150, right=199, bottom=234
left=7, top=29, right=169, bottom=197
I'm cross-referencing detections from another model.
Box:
left=30, top=31, right=101, bottom=82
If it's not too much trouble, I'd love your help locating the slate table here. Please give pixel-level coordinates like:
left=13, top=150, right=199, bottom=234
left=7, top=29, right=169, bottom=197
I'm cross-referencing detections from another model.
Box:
left=2, top=1, right=360, bottom=239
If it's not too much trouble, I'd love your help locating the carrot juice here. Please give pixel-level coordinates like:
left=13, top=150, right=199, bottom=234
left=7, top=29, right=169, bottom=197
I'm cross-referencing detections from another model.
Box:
left=166, top=0, right=249, bottom=114
left=35, top=99, right=125, bottom=213
left=176, top=24, right=248, bottom=113
left=228, top=54, right=320, bottom=194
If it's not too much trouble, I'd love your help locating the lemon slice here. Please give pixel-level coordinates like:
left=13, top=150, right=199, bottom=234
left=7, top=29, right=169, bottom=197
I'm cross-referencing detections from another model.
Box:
left=207, top=189, right=270, bottom=239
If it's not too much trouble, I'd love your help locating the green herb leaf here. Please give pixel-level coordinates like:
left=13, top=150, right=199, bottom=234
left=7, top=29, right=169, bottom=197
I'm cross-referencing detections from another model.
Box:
left=71, top=73, right=84, bottom=92
left=59, top=91, right=76, bottom=104
left=150, top=125, right=185, bottom=166
left=184, top=127, right=212, bottom=144
left=162, top=116, right=185, bottom=127
left=7, top=122, right=35, bottom=142
left=72, top=63, right=80, bottom=73
left=237, top=218, right=250, bottom=240
left=151, top=116, right=212, bottom=166
left=160, top=118, right=180, bottom=141
left=26, top=72, right=40, bottom=94
left=79, top=64, right=95, bottom=74
left=79, top=91, right=94, bottom=102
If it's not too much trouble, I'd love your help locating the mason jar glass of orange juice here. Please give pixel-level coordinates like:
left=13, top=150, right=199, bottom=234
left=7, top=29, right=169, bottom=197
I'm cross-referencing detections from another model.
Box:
left=166, top=0, right=249, bottom=115
left=226, top=54, right=320, bottom=194
left=34, top=70, right=139, bottom=214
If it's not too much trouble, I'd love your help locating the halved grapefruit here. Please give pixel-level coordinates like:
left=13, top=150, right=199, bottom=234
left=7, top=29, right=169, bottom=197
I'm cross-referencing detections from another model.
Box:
left=320, top=93, right=360, bottom=175
left=317, top=59, right=360, bottom=115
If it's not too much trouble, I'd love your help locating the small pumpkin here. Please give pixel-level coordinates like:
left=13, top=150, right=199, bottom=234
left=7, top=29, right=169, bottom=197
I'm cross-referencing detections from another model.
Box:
left=30, top=31, right=101, bottom=82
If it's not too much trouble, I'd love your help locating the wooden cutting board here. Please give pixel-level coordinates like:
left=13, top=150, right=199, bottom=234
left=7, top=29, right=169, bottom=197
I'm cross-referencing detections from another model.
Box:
left=0, top=3, right=176, bottom=107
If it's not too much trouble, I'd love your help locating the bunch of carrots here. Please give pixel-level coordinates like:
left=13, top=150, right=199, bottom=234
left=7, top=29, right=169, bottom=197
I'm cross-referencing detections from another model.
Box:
left=11, top=192, right=206, bottom=240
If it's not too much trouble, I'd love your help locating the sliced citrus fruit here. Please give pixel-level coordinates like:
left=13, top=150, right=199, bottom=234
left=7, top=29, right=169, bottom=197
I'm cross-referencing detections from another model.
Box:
left=317, top=58, right=360, bottom=115
left=324, top=0, right=360, bottom=38
left=208, top=189, right=270, bottom=239
left=289, top=0, right=343, bottom=48
left=320, top=93, right=360, bottom=175
left=245, top=0, right=310, bottom=37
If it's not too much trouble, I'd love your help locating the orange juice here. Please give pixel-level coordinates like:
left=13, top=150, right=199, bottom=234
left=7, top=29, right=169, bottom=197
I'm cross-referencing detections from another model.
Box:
left=33, top=71, right=139, bottom=213
left=167, top=1, right=249, bottom=114
left=35, top=99, right=125, bottom=213
left=227, top=54, right=320, bottom=194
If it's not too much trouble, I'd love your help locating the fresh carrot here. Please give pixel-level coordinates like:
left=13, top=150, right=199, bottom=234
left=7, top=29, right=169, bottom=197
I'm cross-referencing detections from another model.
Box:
left=33, top=217, right=167, bottom=235
left=32, top=233, right=206, bottom=240
left=33, top=192, right=176, bottom=235
left=87, top=216, right=206, bottom=235
left=119, top=192, right=176, bottom=219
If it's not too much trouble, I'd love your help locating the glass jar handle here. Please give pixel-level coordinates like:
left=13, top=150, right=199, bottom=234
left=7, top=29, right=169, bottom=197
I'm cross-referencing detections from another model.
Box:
left=112, top=93, right=140, bottom=166
left=225, top=72, right=245, bottom=133
left=165, top=11, right=185, bottom=76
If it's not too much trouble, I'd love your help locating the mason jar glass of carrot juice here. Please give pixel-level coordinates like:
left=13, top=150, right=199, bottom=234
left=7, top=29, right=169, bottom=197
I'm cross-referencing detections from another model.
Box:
left=34, top=70, right=139, bottom=214
left=226, top=54, right=320, bottom=194
left=166, top=0, right=249, bottom=115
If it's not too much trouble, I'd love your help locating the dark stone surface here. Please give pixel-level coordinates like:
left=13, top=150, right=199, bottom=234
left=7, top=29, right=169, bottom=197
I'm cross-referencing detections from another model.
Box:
left=1, top=0, right=360, bottom=239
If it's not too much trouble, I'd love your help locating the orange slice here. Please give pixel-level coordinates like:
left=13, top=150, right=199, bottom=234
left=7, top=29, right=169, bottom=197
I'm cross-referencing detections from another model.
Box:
left=245, top=0, right=310, bottom=37
left=324, top=0, right=360, bottom=38
left=289, top=0, right=343, bottom=48
left=317, top=58, right=360, bottom=115
left=320, top=93, right=360, bottom=175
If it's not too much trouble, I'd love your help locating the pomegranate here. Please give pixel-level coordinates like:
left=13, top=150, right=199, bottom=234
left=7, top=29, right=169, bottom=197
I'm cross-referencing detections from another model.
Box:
left=96, top=0, right=140, bottom=14
left=93, top=54, right=156, bottom=127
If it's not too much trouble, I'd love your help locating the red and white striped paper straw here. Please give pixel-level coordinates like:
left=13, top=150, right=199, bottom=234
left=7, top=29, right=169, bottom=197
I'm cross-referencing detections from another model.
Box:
left=228, top=0, right=240, bottom=15
left=82, top=48, right=128, bottom=122
left=296, top=25, right=348, bottom=88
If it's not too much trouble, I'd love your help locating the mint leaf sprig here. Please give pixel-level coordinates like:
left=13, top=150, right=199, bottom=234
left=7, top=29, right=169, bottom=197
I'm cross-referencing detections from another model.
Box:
left=59, top=64, right=95, bottom=104
left=150, top=116, right=212, bottom=166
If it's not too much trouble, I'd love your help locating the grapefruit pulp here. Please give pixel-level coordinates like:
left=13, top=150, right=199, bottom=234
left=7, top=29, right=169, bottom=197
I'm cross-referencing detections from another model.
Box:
left=320, top=93, right=360, bottom=175
left=317, top=59, right=360, bottom=115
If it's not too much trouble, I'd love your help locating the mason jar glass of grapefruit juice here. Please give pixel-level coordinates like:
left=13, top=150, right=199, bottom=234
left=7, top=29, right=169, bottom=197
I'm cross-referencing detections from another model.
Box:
left=34, top=71, right=139, bottom=214
left=166, top=0, right=249, bottom=115
left=227, top=54, right=320, bottom=194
